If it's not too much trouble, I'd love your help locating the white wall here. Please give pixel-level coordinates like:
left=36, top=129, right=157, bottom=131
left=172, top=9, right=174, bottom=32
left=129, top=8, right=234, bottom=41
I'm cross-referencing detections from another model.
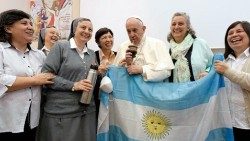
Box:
left=80, top=0, right=250, bottom=51
left=1, top=0, right=250, bottom=51
left=0, top=0, right=29, bottom=13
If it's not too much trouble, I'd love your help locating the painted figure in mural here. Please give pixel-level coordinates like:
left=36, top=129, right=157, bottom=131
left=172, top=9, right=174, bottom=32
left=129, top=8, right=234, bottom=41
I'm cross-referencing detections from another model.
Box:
left=40, top=8, right=48, bottom=29
left=43, top=0, right=67, bottom=27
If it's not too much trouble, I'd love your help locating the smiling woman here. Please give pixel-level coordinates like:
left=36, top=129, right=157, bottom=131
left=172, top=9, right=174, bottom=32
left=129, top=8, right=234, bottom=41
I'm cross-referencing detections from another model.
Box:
left=0, top=9, right=54, bottom=140
left=37, top=26, right=60, bottom=55
left=167, top=12, right=213, bottom=83
left=214, top=21, right=250, bottom=141
left=93, top=27, right=116, bottom=119
left=37, top=17, right=98, bottom=141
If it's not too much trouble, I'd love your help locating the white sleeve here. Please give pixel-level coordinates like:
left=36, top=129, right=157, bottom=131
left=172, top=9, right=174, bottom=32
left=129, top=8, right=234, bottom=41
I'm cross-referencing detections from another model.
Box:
left=142, top=39, right=174, bottom=82
left=0, top=84, right=8, bottom=98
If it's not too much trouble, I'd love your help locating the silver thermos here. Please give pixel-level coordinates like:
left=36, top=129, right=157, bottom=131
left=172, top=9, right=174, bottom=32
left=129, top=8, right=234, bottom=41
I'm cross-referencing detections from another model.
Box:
left=80, top=64, right=98, bottom=104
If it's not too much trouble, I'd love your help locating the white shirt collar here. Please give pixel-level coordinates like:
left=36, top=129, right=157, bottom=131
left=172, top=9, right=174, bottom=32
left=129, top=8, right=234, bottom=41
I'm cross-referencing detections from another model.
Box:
left=227, top=47, right=250, bottom=61
left=244, top=47, right=250, bottom=57
left=41, top=46, right=50, bottom=52
left=136, top=34, right=146, bottom=48
left=70, top=38, right=78, bottom=49
left=69, top=38, right=88, bottom=59
left=69, top=38, right=88, bottom=52
left=99, top=49, right=116, bottom=61
left=0, top=42, right=35, bottom=52
left=0, top=42, right=11, bottom=48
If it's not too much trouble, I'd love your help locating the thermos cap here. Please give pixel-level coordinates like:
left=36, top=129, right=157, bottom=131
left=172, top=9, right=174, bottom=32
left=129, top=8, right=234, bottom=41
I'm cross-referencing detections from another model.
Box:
left=90, top=64, right=98, bottom=70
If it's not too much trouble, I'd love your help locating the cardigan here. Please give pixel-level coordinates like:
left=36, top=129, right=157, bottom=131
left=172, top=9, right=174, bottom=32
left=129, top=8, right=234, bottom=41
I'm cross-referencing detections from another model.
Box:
left=224, top=56, right=250, bottom=123
left=41, top=40, right=97, bottom=117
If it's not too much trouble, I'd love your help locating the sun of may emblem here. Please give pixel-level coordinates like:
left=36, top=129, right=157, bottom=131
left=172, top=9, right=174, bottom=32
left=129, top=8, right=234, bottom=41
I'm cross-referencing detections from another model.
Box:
left=141, top=110, right=172, bottom=140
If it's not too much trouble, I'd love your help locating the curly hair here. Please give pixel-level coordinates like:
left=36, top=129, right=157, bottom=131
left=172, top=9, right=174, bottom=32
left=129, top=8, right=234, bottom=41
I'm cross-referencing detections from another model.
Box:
left=167, top=12, right=196, bottom=42
left=0, top=9, right=31, bottom=43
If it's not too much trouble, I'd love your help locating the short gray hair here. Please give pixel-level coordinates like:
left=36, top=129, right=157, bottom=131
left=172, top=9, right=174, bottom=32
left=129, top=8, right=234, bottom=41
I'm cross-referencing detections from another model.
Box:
left=167, top=12, right=196, bottom=42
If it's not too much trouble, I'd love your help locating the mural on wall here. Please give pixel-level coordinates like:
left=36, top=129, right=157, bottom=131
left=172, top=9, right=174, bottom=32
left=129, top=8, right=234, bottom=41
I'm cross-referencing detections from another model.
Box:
left=30, top=0, right=72, bottom=40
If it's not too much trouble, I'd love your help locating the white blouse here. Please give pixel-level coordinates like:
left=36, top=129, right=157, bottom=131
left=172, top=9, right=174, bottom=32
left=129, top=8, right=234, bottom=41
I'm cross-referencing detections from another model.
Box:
left=225, top=48, right=250, bottom=129
left=0, top=42, right=45, bottom=133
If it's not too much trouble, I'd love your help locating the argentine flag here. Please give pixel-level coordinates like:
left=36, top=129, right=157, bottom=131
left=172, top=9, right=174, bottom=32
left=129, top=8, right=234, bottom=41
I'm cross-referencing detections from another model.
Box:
left=97, top=55, right=234, bottom=141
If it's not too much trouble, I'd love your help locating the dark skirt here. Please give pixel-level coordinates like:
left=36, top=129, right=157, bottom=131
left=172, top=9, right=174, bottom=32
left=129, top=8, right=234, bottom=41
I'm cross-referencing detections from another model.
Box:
left=37, top=112, right=96, bottom=141
left=233, top=127, right=250, bottom=141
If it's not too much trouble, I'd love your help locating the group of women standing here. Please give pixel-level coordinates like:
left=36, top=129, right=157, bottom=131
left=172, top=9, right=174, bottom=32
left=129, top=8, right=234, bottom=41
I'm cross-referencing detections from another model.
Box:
left=169, top=12, right=250, bottom=140
left=0, top=9, right=116, bottom=141
left=0, top=9, right=249, bottom=141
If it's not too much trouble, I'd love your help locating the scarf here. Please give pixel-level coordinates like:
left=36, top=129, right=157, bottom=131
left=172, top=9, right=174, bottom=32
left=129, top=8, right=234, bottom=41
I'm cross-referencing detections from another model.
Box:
left=170, top=34, right=194, bottom=82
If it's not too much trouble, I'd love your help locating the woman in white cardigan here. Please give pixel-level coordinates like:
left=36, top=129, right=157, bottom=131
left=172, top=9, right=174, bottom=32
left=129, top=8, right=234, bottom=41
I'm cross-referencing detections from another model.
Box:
left=215, top=21, right=250, bottom=141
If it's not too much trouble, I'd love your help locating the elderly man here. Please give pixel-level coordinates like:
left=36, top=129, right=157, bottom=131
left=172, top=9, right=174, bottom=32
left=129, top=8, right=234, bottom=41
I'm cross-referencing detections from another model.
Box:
left=113, top=17, right=174, bottom=82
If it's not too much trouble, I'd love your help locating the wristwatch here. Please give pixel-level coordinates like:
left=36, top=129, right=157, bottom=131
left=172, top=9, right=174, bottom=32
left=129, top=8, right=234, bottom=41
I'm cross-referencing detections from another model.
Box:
left=71, top=86, right=75, bottom=92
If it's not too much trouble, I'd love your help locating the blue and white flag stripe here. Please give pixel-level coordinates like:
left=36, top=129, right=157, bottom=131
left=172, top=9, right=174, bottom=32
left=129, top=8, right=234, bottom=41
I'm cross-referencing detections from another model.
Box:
left=98, top=54, right=234, bottom=141
left=108, top=67, right=224, bottom=110
left=98, top=93, right=232, bottom=141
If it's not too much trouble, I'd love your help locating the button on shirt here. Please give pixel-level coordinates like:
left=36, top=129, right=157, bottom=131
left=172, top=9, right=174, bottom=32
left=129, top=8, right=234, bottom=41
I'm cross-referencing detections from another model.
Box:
left=225, top=48, right=250, bottom=129
left=0, top=42, right=46, bottom=133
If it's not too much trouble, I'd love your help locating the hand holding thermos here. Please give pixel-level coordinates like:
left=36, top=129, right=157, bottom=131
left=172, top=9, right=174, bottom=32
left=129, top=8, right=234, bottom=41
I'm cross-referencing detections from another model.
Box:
left=79, top=64, right=98, bottom=105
